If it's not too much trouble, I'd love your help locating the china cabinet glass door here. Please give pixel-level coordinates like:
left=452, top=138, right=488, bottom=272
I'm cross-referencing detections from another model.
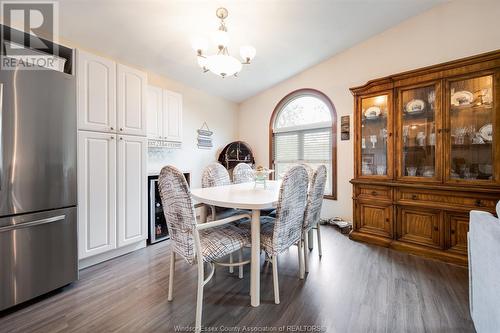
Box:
left=359, top=93, right=392, bottom=178
left=397, top=83, right=441, bottom=181
left=446, top=74, right=496, bottom=184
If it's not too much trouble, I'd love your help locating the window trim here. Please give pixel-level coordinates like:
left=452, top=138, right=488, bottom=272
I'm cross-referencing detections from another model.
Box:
left=268, top=88, right=337, bottom=200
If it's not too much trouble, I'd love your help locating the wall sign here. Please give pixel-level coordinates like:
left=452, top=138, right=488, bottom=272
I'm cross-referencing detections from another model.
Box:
left=341, top=115, right=350, bottom=140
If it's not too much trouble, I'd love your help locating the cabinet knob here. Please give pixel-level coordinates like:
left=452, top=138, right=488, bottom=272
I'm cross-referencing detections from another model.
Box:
left=385, top=218, right=390, bottom=223
left=433, top=226, right=439, bottom=231
left=412, top=194, right=418, bottom=200
left=475, top=199, right=482, bottom=207
left=371, top=191, right=377, bottom=196
left=437, top=128, right=442, bottom=134
left=451, top=229, right=455, bottom=235
left=119, top=137, right=123, bottom=140
left=388, top=132, right=393, bottom=137
left=110, top=127, right=114, bottom=131
left=110, top=136, right=114, bottom=140
left=120, top=128, right=123, bottom=131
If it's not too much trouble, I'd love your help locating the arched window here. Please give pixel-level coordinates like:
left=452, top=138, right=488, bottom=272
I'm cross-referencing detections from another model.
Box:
left=269, top=89, right=337, bottom=199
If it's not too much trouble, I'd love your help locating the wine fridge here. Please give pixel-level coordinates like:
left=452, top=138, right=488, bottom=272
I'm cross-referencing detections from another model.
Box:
left=148, top=172, right=190, bottom=244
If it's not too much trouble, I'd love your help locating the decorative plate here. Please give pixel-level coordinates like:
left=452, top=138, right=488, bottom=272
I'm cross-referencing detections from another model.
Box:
left=451, top=90, right=474, bottom=107
left=405, top=99, right=425, bottom=113
left=479, top=123, right=493, bottom=142
left=364, top=106, right=381, bottom=119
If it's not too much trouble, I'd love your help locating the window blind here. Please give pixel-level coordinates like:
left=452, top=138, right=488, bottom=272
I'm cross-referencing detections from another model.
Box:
left=273, top=126, right=332, bottom=195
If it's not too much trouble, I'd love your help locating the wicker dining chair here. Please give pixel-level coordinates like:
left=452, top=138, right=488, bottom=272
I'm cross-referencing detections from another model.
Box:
left=257, top=165, right=309, bottom=304
left=232, top=163, right=254, bottom=184
left=158, top=165, right=251, bottom=333
left=302, top=165, right=327, bottom=274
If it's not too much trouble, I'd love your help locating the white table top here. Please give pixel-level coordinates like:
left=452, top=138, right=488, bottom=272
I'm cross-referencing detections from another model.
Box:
left=190, top=180, right=281, bottom=210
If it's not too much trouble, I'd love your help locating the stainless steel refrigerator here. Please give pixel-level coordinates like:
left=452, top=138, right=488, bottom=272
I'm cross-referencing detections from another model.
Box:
left=0, top=58, right=77, bottom=310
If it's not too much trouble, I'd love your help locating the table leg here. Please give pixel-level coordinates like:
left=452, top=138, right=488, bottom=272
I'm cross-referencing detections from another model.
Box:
left=250, top=209, right=261, bottom=307
left=199, top=205, right=207, bottom=223
left=308, top=229, right=314, bottom=250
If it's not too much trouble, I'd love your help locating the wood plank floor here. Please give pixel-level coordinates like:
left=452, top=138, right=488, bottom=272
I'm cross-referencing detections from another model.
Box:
left=0, top=227, right=475, bottom=332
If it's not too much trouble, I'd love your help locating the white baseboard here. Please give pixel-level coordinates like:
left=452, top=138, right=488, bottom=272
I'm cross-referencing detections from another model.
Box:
left=78, top=240, right=147, bottom=270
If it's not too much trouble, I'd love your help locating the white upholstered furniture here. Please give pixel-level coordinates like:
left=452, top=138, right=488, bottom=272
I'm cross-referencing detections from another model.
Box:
left=468, top=201, right=500, bottom=333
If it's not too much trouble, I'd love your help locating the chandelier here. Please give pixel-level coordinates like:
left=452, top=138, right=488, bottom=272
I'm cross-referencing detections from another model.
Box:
left=191, top=7, right=256, bottom=78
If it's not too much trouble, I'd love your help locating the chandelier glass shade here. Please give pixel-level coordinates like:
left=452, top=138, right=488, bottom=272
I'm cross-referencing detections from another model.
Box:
left=192, top=8, right=255, bottom=78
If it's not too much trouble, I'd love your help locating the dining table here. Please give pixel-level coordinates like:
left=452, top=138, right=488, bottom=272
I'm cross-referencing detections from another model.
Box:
left=191, top=180, right=282, bottom=307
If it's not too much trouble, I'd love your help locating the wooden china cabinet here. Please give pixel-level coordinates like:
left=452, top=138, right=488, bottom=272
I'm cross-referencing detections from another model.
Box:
left=350, top=50, right=500, bottom=266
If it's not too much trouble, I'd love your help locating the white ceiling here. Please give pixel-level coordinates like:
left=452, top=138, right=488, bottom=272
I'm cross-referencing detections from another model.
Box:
left=56, top=0, right=444, bottom=102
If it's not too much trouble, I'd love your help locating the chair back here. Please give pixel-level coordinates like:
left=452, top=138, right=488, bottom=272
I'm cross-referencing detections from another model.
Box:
left=202, top=162, right=231, bottom=188
left=272, top=165, right=309, bottom=254
left=303, top=165, right=327, bottom=230
left=158, top=165, right=196, bottom=264
left=299, top=163, right=315, bottom=183
left=233, top=163, right=254, bottom=184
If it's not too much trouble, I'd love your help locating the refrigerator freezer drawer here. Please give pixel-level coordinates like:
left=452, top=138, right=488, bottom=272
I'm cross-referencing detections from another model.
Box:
left=0, top=207, right=78, bottom=311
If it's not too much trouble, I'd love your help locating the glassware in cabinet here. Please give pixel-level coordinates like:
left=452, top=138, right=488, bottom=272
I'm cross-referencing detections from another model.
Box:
left=360, top=94, right=390, bottom=177
left=398, top=84, right=441, bottom=180
left=448, top=75, right=495, bottom=182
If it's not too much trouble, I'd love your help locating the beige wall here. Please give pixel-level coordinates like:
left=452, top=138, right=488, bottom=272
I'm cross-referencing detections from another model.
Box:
left=237, top=0, right=500, bottom=220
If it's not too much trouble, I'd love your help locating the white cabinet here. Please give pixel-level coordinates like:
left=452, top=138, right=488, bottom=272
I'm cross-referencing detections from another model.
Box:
left=117, top=64, right=147, bottom=136
left=117, top=135, right=147, bottom=247
left=147, top=85, right=163, bottom=139
left=78, top=131, right=117, bottom=259
left=147, top=85, right=183, bottom=143
left=77, top=50, right=148, bottom=265
left=164, top=90, right=183, bottom=142
left=77, top=50, right=116, bottom=133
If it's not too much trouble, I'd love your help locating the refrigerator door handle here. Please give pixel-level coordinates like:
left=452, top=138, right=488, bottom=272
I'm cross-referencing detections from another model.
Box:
left=0, top=215, right=66, bottom=233
left=0, top=83, right=3, bottom=191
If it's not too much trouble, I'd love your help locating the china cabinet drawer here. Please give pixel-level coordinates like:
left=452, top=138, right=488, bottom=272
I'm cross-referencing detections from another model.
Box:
left=398, top=189, right=497, bottom=209
left=357, top=185, right=392, bottom=201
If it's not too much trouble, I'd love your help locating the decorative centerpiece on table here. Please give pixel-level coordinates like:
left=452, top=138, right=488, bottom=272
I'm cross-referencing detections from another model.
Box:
left=253, top=165, right=273, bottom=188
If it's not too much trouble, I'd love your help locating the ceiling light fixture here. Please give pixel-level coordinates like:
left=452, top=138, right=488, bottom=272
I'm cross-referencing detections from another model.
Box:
left=192, top=7, right=256, bottom=78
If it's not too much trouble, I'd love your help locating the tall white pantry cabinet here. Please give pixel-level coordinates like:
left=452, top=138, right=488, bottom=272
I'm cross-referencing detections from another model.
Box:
left=77, top=49, right=148, bottom=267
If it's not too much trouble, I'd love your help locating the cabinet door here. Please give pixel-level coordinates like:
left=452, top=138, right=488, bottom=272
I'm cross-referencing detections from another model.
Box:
left=117, top=64, right=147, bottom=136
left=357, top=91, right=393, bottom=179
left=358, top=201, right=393, bottom=238
left=445, top=212, right=469, bottom=255
left=397, top=206, right=443, bottom=249
left=445, top=72, right=499, bottom=185
left=163, top=90, right=183, bottom=142
left=147, top=85, right=163, bottom=139
left=396, top=82, right=442, bottom=182
left=78, top=131, right=117, bottom=259
left=117, top=135, right=147, bottom=247
left=77, top=50, right=116, bottom=133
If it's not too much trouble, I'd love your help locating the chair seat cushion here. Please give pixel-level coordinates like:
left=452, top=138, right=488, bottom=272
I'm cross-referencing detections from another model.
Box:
left=213, top=208, right=251, bottom=220
left=200, top=224, right=250, bottom=263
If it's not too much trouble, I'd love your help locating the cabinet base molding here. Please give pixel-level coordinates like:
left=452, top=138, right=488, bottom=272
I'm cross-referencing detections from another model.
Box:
left=349, top=232, right=468, bottom=266
left=349, top=231, right=391, bottom=247
left=79, top=240, right=146, bottom=270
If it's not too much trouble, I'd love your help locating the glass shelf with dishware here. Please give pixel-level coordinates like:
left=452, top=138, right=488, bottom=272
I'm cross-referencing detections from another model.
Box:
left=399, top=84, right=439, bottom=180
left=360, top=94, right=389, bottom=177
left=448, top=74, right=494, bottom=182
